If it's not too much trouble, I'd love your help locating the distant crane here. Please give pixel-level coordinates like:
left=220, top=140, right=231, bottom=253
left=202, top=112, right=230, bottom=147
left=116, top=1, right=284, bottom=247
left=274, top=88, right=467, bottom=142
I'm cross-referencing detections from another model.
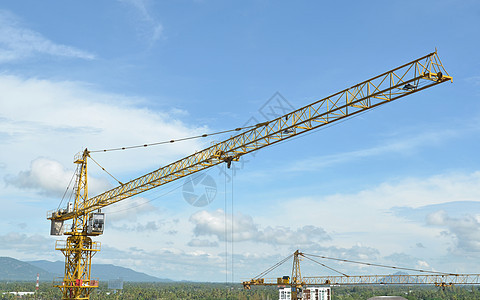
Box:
left=243, top=250, right=480, bottom=300
left=47, top=51, right=452, bottom=300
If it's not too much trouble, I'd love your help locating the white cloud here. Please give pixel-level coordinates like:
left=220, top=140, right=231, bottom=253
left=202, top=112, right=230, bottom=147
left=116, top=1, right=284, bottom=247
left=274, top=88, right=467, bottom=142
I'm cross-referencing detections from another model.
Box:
left=329, top=244, right=380, bottom=262
left=0, top=74, right=208, bottom=177
left=465, top=76, right=480, bottom=87
left=119, top=0, right=163, bottom=45
left=110, top=220, right=161, bottom=232
left=0, top=10, right=95, bottom=62
left=187, top=238, right=219, bottom=247
left=0, top=73, right=208, bottom=260
left=427, top=210, right=480, bottom=253
left=416, top=243, right=425, bottom=249
left=287, top=129, right=459, bottom=172
left=0, top=232, right=56, bottom=258
left=54, top=236, right=434, bottom=281
left=416, top=260, right=430, bottom=270
left=272, top=171, right=480, bottom=264
left=299, top=244, right=381, bottom=265
left=189, top=209, right=330, bottom=245
left=384, top=253, right=420, bottom=268
left=103, top=197, right=159, bottom=222
left=0, top=75, right=475, bottom=282
left=5, top=157, right=111, bottom=197
left=286, top=171, right=480, bottom=219
left=190, top=209, right=256, bottom=242
left=97, top=244, right=226, bottom=281
left=426, top=210, right=448, bottom=226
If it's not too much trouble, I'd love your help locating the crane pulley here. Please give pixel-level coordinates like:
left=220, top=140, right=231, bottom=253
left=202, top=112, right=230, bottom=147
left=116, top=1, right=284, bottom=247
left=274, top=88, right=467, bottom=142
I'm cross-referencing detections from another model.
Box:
left=47, top=51, right=452, bottom=300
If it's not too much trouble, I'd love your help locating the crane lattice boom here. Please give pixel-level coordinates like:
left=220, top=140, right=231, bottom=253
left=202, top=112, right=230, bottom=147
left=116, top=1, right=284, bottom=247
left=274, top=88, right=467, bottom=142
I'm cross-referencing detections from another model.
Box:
left=303, top=274, right=480, bottom=286
left=48, top=51, right=451, bottom=223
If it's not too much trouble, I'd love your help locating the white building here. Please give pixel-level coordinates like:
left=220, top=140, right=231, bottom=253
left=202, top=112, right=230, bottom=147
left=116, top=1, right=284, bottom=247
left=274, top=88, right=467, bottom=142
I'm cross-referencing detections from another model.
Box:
left=304, top=287, right=331, bottom=300
left=3, top=292, right=35, bottom=297
left=279, top=287, right=292, bottom=300
left=279, top=287, right=331, bottom=300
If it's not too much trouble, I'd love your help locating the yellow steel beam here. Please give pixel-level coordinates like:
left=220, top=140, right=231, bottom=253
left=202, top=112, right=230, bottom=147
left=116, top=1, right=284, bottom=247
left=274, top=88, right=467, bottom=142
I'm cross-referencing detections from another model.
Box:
left=49, top=51, right=452, bottom=222
left=303, top=274, right=480, bottom=286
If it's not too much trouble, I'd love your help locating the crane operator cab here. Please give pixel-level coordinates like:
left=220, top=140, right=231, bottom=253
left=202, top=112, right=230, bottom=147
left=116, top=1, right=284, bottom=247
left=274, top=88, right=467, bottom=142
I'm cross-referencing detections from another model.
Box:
left=87, top=212, right=105, bottom=235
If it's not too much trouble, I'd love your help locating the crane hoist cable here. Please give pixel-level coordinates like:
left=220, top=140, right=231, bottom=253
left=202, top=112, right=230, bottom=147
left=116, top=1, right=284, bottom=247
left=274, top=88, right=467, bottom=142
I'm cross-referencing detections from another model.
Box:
left=224, top=163, right=228, bottom=287
left=231, top=165, right=234, bottom=284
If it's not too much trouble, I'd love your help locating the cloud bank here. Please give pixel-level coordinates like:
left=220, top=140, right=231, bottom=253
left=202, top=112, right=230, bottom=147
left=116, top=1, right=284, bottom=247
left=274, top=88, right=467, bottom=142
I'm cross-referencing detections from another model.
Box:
left=5, top=157, right=111, bottom=197
left=0, top=10, right=95, bottom=63
left=190, top=209, right=330, bottom=245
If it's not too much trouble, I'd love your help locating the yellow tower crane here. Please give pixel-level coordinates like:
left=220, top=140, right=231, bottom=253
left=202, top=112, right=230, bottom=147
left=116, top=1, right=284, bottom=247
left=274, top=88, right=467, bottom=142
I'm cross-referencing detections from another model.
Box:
left=47, top=51, right=452, bottom=300
left=243, top=250, right=480, bottom=300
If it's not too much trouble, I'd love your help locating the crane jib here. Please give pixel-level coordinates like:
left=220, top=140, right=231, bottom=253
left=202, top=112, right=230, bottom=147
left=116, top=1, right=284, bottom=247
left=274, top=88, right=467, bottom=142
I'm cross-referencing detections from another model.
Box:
left=48, top=51, right=452, bottom=222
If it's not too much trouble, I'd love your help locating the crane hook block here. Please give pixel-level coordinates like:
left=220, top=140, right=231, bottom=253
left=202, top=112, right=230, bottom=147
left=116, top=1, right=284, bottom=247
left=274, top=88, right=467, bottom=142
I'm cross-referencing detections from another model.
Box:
left=225, top=156, right=233, bottom=169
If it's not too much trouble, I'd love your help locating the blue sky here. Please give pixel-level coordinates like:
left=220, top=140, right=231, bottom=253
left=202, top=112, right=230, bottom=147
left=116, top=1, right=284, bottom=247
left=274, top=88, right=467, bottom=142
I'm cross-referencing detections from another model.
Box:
left=1, top=0, right=480, bottom=283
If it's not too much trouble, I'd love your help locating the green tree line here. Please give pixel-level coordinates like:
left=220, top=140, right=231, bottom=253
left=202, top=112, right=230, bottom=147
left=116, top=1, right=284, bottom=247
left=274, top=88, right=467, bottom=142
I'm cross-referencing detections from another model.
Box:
left=2, top=281, right=480, bottom=299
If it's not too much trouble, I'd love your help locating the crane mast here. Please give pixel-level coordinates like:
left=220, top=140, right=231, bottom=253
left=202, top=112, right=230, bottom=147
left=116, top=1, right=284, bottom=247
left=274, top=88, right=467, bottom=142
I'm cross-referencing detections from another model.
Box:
left=47, top=51, right=451, bottom=300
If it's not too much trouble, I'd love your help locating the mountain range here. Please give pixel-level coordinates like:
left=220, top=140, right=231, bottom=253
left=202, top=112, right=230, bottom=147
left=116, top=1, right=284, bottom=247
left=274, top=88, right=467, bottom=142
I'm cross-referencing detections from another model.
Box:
left=0, top=257, right=172, bottom=282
